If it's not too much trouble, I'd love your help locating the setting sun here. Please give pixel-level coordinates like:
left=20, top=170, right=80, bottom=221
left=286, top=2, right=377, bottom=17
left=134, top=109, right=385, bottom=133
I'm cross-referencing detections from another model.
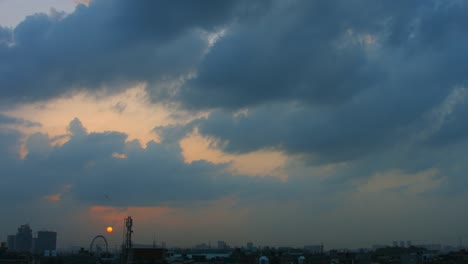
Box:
left=106, top=226, right=113, bottom=233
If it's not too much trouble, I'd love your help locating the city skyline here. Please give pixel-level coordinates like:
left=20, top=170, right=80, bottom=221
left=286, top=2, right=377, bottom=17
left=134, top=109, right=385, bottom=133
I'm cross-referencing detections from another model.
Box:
left=4, top=222, right=465, bottom=252
left=1, top=0, right=468, bottom=250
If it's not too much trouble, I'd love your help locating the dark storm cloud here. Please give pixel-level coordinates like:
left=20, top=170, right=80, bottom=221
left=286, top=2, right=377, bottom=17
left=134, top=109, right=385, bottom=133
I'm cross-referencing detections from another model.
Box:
left=171, top=0, right=468, bottom=165
left=0, top=0, right=266, bottom=103
left=0, top=119, right=286, bottom=207
left=72, top=139, right=285, bottom=206
left=193, top=84, right=466, bottom=164
left=177, top=0, right=429, bottom=109
left=193, top=104, right=397, bottom=162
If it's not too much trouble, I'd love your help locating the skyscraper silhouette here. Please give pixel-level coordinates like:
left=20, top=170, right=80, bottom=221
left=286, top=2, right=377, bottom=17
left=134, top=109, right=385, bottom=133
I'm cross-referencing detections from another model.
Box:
left=15, top=224, right=32, bottom=253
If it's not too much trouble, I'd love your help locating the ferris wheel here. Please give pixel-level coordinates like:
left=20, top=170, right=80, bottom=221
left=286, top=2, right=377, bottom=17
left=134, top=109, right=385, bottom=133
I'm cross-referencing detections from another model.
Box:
left=90, top=235, right=109, bottom=255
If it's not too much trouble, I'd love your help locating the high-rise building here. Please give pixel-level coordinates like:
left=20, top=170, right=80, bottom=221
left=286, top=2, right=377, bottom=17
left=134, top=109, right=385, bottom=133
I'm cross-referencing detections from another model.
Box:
left=35, top=231, right=57, bottom=255
left=246, top=242, right=254, bottom=250
left=217, top=241, right=227, bottom=249
left=15, top=224, right=32, bottom=252
left=7, top=235, right=15, bottom=251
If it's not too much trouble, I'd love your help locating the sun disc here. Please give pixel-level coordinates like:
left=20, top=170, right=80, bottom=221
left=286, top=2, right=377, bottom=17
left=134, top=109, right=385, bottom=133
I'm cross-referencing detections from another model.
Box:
left=106, top=226, right=113, bottom=233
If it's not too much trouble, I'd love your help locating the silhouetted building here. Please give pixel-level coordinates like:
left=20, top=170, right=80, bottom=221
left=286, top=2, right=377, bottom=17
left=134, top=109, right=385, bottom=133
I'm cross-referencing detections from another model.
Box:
left=217, top=241, right=227, bottom=249
left=194, top=243, right=209, bottom=249
left=372, top=244, right=387, bottom=250
left=35, top=231, right=57, bottom=255
left=7, top=235, right=15, bottom=251
left=304, top=245, right=323, bottom=254
left=131, top=248, right=167, bottom=263
left=15, top=224, right=32, bottom=253
left=0, top=242, right=7, bottom=254
left=416, top=244, right=442, bottom=251
left=247, top=242, right=254, bottom=251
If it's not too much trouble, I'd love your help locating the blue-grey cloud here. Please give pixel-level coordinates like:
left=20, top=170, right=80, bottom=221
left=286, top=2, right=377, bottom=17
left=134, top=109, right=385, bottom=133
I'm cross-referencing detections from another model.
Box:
left=0, top=128, right=21, bottom=162
left=0, top=113, right=41, bottom=127
left=5, top=0, right=467, bottom=163
left=2, top=0, right=467, bottom=194
left=0, top=25, right=12, bottom=44
left=0, top=118, right=288, bottom=207
left=0, top=0, right=266, bottom=103
left=168, top=0, right=468, bottom=165
left=175, top=1, right=433, bottom=109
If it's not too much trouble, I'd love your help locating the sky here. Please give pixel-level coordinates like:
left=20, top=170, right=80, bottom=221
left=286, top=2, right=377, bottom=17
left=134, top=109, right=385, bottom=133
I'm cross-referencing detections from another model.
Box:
left=1, top=0, right=468, bottom=250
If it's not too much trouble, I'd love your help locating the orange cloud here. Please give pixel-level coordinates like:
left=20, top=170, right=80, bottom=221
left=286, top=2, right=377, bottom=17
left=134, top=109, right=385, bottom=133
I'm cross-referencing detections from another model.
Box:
left=180, top=129, right=288, bottom=179
left=73, top=0, right=91, bottom=6
left=4, top=85, right=200, bottom=148
left=112, top=152, right=127, bottom=159
left=44, top=184, right=73, bottom=203
left=4, top=84, right=291, bottom=183
left=44, top=193, right=61, bottom=202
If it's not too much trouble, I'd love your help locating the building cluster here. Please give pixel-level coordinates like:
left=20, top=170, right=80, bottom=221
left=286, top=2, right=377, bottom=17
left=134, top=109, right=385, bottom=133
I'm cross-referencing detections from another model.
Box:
left=1, top=219, right=466, bottom=264
left=192, top=241, right=233, bottom=250
left=2, top=237, right=468, bottom=264
left=5, top=224, right=57, bottom=255
left=165, top=246, right=468, bottom=264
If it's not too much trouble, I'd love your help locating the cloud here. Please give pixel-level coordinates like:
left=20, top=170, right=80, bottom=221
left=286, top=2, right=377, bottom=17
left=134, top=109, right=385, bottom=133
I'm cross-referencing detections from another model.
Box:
left=112, top=101, right=127, bottom=114
left=0, top=118, right=287, bottom=208
left=180, top=89, right=468, bottom=197
left=4, top=85, right=191, bottom=146
left=0, top=113, right=41, bottom=127
left=67, top=117, right=87, bottom=136
left=166, top=0, right=468, bottom=166
left=175, top=1, right=432, bottom=109
left=0, top=0, right=265, bottom=103
left=192, top=102, right=407, bottom=163
left=6, top=0, right=468, bottom=164
left=177, top=4, right=375, bottom=109
left=0, top=127, right=22, bottom=160
left=0, top=25, right=12, bottom=44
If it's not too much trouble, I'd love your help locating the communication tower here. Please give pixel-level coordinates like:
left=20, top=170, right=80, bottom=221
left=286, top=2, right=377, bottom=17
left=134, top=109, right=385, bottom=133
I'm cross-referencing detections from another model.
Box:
left=125, top=217, right=133, bottom=249
left=121, top=216, right=133, bottom=264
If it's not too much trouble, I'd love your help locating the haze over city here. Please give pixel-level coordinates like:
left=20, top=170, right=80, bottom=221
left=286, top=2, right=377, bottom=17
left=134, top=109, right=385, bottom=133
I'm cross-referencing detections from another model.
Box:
left=1, top=0, right=468, bottom=251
